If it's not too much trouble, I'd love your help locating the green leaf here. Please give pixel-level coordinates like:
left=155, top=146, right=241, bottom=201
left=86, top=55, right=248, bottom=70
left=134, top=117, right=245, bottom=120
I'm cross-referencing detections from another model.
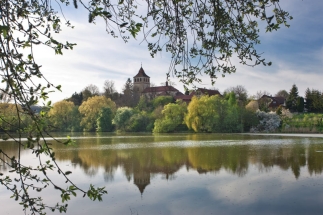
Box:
left=0, top=25, right=10, bottom=37
left=65, top=171, right=72, bottom=175
left=56, top=85, right=62, bottom=91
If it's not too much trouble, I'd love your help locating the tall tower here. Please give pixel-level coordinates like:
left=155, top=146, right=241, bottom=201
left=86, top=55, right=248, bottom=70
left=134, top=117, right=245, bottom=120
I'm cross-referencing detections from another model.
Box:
left=133, top=66, right=150, bottom=93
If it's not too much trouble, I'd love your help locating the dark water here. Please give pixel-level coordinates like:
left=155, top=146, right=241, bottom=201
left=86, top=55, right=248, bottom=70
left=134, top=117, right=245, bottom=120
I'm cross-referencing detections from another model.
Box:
left=1, top=133, right=323, bottom=214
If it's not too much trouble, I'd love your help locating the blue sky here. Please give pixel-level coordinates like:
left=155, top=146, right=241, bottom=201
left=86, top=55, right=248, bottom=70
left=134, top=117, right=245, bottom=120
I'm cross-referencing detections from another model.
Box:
left=35, top=1, right=323, bottom=103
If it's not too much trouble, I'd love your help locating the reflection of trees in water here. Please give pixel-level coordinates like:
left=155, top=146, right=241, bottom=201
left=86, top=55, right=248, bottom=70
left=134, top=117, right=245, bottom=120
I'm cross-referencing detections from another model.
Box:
left=103, top=172, right=114, bottom=182
left=2, top=137, right=323, bottom=184
left=84, top=167, right=98, bottom=177
left=0, top=152, right=10, bottom=172
left=255, top=163, right=273, bottom=173
left=248, top=143, right=306, bottom=179
left=187, top=146, right=249, bottom=177
left=161, top=173, right=177, bottom=181
left=308, top=144, right=323, bottom=175
left=0, top=141, right=23, bottom=172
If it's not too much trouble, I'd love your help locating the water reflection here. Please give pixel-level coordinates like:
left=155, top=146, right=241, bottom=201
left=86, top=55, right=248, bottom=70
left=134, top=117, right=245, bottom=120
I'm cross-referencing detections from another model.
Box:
left=2, top=134, right=323, bottom=195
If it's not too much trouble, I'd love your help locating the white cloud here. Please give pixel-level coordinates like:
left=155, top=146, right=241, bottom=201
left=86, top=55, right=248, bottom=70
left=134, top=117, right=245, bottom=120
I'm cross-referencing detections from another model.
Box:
left=26, top=1, right=323, bottom=103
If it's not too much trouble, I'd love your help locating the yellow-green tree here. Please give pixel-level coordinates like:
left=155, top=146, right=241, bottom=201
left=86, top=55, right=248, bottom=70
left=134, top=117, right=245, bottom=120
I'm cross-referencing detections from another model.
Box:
left=185, top=95, right=221, bottom=132
left=0, top=103, right=22, bottom=131
left=48, top=100, right=76, bottom=131
left=79, top=96, right=116, bottom=131
left=153, top=100, right=187, bottom=133
left=185, top=95, right=242, bottom=132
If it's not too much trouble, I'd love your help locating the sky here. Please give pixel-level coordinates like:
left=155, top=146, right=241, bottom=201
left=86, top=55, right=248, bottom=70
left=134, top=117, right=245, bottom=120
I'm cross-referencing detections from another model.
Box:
left=33, top=1, right=323, bottom=103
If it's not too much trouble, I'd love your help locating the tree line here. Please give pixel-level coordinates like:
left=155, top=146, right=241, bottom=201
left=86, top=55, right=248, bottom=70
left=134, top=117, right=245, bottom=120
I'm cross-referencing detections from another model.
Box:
left=1, top=82, right=322, bottom=134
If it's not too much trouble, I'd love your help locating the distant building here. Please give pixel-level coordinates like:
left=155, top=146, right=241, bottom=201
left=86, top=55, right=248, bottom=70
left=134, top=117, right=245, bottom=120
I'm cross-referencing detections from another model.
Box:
left=133, top=66, right=183, bottom=99
left=142, top=82, right=184, bottom=99
left=259, top=95, right=286, bottom=110
left=132, top=66, right=222, bottom=102
left=133, top=66, right=150, bottom=93
left=174, top=88, right=222, bottom=103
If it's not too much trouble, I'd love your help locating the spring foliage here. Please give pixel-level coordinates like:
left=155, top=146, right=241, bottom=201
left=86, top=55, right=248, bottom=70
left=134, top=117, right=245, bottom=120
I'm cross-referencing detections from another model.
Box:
left=153, top=101, right=187, bottom=133
left=79, top=96, right=116, bottom=131
left=0, top=0, right=292, bottom=213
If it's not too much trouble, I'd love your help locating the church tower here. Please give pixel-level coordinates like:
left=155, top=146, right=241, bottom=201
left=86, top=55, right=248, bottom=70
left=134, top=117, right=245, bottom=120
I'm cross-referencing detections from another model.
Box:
left=133, top=66, right=150, bottom=93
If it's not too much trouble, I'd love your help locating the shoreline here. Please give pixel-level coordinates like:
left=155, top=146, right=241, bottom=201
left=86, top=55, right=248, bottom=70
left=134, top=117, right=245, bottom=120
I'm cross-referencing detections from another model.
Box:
left=244, top=133, right=323, bottom=138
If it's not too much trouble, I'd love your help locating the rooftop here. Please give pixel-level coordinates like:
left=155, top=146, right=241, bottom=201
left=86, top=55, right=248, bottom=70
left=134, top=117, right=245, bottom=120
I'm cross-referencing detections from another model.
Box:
left=134, top=67, right=150, bottom=78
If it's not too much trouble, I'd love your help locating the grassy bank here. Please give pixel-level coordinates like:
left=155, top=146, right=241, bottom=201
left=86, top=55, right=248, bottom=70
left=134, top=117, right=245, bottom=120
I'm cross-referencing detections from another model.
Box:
left=281, top=113, right=323, bottom=133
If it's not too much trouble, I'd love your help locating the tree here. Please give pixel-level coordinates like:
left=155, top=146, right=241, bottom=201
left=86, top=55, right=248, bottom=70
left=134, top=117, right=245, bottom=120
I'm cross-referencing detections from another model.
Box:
left=79, top=96, right=116, bottom=131
left=296, top=97, right=304, bottom=113
left=103, top=80, right=117, bottom=99
left=113, top=107, right=134, bottom=131
left=305, top=88, right=313, bottom=112
left=227, top=92, right=237, bottom=106
left=152, top=96, right=174, bottom=108
left=70, top=106, right=83, bottom=131
left=275, top=90, right=289, bottom=99
left=185, top=95, right=223, bottom=132
left=128, top=111, right=151, bottom=132
left=96, top=107, right=114, bottom=132
left=48, top=100, right=76, bottom=131
left=119, top=78, right=136, bottom=107
left=0, top=103, right=23, bottom=132
left=67, top=92, right=83, bottom=106
left=224, top=94, right=241, bottom=132
left=251, top=111, right=281, bottom=133
left=286, top=84, right=299, bottom=112
left=305, top=88, right=323, bottom=113
left=136, top=95, right=152, bottom=112
left=82, top=84, right=100, bottom=102
left=153, top=101, right=187, bottom=133
left=224, top=85, right=248, bottom=106
left=0, top=0, right=291, bottom=213
left=241, top=108, right=260, bottom=132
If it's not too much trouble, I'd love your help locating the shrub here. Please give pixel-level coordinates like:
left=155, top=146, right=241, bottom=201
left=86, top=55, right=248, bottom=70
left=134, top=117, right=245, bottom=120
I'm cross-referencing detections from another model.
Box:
left=251, top=110, right=281, bottom=132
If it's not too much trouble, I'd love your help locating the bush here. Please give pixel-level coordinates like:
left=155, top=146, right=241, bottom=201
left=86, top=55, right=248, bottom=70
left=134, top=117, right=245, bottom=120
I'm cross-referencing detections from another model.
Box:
left=251, top=110, right=281, bottom=132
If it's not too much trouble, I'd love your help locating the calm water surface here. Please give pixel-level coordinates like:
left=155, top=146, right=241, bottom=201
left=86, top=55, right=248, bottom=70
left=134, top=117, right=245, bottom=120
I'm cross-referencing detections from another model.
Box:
left=1, top=133, right=323, bottom=215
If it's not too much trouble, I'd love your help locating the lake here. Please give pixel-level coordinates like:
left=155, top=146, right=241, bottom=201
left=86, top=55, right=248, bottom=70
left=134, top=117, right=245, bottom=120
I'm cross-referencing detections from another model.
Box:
left=1, top=133, right=323, bottom=214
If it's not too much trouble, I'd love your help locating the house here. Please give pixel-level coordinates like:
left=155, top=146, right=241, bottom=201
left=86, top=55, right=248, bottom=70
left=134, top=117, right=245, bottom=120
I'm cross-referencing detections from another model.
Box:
left=259, top=95, right=286, bottom=110
left=133, top=66, right=184, bottom=99
left=174, top=88, right=222, bottom=103
left=132, top=66, right=221, bottom=102
left=141, top=83, right=184, bottom=99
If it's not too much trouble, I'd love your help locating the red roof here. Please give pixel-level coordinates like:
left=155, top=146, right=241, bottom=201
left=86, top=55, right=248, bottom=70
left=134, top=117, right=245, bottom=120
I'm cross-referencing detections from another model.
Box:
left=134, top=67, right=150, bottom=78
left=174, top=95, right=192, bottom=102
left=142, top=86, right=179, bottom=93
